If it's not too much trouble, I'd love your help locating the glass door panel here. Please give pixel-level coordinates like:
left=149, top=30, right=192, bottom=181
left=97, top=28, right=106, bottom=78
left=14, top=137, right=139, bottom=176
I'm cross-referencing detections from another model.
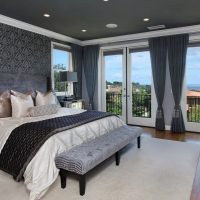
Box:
left=127, top=49, right=156, bottom=126
left=102, top=49, right=126, bottom=121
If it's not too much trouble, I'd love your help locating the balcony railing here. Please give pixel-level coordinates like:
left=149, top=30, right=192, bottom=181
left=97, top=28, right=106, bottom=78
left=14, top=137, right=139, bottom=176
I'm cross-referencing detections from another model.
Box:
left=106, top=93, right=122, bottom=116
left=106, top=93, right=200, bottom=123
left=106, top=92, right=151, bottom=118
left=187, top=96, right=200, bottom=123
left=132, top=93, right=151, bottom=118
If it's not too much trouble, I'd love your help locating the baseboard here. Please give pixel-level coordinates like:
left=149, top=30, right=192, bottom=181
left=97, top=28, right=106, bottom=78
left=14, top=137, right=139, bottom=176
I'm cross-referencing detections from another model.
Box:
left=165, top=125, right=171, bottom=131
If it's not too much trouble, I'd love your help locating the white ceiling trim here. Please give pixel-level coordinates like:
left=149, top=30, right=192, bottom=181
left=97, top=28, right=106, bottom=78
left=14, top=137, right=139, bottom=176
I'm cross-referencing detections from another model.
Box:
left=82, top=24, right=200, bottom=46
left=0, top=14, right=82, bottom=46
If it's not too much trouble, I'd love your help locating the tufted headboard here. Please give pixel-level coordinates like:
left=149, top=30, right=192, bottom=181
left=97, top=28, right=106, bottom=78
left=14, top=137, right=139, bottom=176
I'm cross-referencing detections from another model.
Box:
left=0, top=73, right=51, bottom=93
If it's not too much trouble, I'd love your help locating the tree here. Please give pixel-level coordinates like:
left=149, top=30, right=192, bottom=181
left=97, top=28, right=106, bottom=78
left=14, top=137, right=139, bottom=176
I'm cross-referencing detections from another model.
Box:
left=106, top=82, right=151, bottom=117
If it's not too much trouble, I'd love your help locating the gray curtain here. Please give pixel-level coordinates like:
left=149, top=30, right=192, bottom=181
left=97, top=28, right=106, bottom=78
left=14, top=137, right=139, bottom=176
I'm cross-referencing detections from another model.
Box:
left=71, top=44, right=83, bottom=99
left=167, top=34, right=189, bottom=133
left=149, top=37, right=167, bottom=130
left=83, top=45, right=100, bottom=109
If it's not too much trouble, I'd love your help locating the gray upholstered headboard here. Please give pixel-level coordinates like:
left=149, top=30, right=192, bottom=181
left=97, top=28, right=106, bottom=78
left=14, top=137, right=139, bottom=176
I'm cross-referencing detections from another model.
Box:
left=0, top=73, right=51, bottom=93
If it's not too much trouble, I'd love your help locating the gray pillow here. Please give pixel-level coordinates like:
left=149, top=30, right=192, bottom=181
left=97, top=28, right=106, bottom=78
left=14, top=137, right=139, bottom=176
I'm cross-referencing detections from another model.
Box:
left=27, top=104, right=59, bottom=117
left=0, top=91, right=11, bottom=118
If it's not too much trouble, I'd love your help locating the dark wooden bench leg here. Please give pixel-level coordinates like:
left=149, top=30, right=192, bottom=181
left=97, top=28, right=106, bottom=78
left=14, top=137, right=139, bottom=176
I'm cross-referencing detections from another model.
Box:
left=79, top=174, right=86, bottom=196
left=59, top=169, right=67, bottom=189
left=115, top=151, right=120, bottom=166
left=137, top=136, right=141, bottom=149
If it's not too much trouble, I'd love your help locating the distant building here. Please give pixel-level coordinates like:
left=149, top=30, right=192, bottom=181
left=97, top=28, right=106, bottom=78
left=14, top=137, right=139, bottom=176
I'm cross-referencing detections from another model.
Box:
left=106, top=85, right=122, bottom=93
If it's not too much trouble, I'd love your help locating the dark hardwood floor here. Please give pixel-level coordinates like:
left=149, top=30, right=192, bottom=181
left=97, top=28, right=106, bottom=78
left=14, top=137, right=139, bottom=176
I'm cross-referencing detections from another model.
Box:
left=143, top=127, right=200, bottom=144
left=142, top=127, right=200, bottom=200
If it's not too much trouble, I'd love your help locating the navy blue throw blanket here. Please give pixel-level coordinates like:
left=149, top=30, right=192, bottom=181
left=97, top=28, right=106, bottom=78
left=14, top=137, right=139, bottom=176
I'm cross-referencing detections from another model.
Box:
left=0, top=111, right=113, bottom=181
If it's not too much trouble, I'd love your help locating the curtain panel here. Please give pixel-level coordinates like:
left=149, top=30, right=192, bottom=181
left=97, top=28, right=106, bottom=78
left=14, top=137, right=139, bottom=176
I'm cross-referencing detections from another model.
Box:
left=167, top=34, right=189, bottom=133
left=71, top=44, right=83, bottom=99
left=83, top=45, right=100, bottom=109
left=149, top=37, right=167, bottom=130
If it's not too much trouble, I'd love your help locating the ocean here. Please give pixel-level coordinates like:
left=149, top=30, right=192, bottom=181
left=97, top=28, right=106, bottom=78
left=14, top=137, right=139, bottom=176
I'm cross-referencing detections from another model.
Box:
left=188, top=84, right=200, bottom=91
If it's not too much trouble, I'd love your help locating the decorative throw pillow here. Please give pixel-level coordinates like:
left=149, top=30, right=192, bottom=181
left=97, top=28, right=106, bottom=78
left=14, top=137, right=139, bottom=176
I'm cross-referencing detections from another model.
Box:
left=11, top=95, right=34, bottom=118
left=36, top=91, right=57, bottom=106
left=27, top=104, right=59, bottom=117
left=0, top=91, right=11, bottom=118
left=11, top=90, right=36, bottom=101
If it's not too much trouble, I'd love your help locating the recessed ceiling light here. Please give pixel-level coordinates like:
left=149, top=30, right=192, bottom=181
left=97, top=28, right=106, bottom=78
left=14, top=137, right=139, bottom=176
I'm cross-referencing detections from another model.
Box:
left=106, top=24, right=118, bottom=29
left=143, top=18, right=150, bottom=22
left=43, top=13, right=50, bottom=18
left=103, top=0, right=109, bottom=2
left=82, top=29, right=87, bottom=32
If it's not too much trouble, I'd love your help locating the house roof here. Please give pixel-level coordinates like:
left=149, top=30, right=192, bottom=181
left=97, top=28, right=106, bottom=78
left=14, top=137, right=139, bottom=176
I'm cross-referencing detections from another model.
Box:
left=187, top=91, right=200, bottom=97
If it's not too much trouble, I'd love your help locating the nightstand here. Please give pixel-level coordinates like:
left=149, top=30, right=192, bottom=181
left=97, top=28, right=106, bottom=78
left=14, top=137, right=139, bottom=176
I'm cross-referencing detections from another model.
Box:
left=60, top=99, right=84, bottom=109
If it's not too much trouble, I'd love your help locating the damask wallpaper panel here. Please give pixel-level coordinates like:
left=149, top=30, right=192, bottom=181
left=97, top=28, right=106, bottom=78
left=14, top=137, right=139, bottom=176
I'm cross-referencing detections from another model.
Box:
left=0, top=23, right=51, bottom=76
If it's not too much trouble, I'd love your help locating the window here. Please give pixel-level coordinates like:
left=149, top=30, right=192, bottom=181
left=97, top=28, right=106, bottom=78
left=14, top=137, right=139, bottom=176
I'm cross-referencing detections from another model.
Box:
left=52, top=43, right=72, bottom=95
left=186, top=46, right=200, bottom=123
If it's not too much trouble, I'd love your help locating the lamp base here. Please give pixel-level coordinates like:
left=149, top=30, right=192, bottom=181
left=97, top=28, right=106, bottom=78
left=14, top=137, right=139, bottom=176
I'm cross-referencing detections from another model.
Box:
left=63, top=96, right=74, bottom=101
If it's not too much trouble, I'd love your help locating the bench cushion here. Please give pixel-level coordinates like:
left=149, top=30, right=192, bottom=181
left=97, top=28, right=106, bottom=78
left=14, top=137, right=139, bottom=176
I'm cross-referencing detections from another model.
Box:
left=55, top=125, right=143, bottom=175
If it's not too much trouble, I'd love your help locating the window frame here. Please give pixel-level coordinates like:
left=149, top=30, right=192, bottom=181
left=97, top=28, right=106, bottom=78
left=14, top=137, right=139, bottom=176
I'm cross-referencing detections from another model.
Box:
left=181, top=43, right=200, bottom=132
left=101, top=47, right=127, bottom=122
left=128, top=47, right=153, bottom=119
left=51, top=42, right=73, bottom=96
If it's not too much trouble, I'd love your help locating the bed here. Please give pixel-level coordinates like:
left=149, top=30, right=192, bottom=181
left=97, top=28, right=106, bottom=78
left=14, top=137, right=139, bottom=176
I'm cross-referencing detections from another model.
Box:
left=0, top=74, right=124, bottom=200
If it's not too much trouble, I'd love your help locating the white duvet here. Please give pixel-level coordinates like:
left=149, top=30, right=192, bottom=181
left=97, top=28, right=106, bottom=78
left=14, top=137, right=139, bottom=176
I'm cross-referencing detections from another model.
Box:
left=0, top=108, right=124, bottom=200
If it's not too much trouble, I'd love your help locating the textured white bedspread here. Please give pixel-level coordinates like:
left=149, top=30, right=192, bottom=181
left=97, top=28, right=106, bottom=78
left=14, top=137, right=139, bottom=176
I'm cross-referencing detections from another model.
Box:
left=0, top=108, right=124, bottom=200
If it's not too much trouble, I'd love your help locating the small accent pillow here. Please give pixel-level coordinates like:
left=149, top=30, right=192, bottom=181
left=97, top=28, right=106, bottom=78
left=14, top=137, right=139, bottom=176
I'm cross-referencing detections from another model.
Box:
left=36, top=91, right=57, bottom=106
left=11, top=90, right=36, bottom=103
left=11, top=90, right=36, bottom=98
left=27, top=104, right=59, bottom=117
left=11, top=95, right=34, bottom=118
left=0, top=91, right=11, bottom=118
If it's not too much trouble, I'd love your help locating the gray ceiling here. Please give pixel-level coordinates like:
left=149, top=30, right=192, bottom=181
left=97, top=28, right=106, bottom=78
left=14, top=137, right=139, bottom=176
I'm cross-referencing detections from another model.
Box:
left=0, top=0, right=200, bottom=41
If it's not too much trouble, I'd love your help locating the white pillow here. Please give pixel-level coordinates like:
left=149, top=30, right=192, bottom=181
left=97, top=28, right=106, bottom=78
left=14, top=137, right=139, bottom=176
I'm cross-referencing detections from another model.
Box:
left=11, top=95, right=34, bottom=118
left=36, top=91, right=56, bottom=106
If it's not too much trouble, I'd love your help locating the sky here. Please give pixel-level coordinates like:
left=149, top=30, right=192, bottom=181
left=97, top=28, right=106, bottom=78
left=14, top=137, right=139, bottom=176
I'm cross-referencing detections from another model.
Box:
left=105, top=47, right=200, bottom=87
left=53, top=47, right=200, bottom=87
left=105, top=51, right=151, bottom=85
left=53, top=49, right=69, bottom=69
left=186, top=47, right=200, bottom=86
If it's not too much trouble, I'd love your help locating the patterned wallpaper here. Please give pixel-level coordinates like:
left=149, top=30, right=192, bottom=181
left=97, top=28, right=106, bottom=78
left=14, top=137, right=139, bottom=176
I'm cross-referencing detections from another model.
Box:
left=0, top=23, right=51, bottom=76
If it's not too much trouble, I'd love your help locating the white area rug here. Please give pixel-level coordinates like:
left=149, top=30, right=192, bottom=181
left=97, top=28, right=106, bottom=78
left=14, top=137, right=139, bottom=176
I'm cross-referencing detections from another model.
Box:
left=0, top=137, right=200, bottom=200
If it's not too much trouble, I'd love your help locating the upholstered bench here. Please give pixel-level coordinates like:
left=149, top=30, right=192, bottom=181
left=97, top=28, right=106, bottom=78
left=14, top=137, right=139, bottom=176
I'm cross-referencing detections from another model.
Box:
left=55, top=125, right=143, bottom=196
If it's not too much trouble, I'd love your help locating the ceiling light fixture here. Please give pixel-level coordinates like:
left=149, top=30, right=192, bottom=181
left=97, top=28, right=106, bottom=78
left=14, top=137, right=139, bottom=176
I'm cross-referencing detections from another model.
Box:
left=43, top=13, right=50, bottom=18
left=143, top=18, right=150, bottom=22
left=103, top=0, right=109, bottom=2
left=147, top=25, right=166, bottom=30
left=82, top=29, right=87, bottom=32
left=106, top=24, right=118, bottom=29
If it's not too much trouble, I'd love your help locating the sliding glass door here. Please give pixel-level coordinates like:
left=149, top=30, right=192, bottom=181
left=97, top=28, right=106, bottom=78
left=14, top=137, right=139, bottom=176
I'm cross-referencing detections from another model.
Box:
left=101, top=48, right=127, bottom=122
left=127, top=48, right=156, bottom=126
